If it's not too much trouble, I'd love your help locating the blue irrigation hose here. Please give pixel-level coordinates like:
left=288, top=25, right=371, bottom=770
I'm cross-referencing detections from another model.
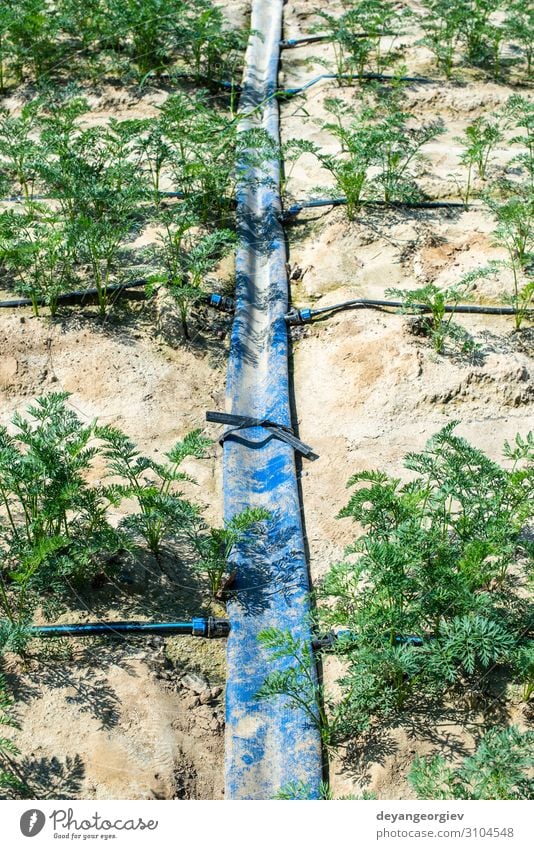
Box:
left=223, top=0, right=322, bottom=799
left=31, top=617, right=230, bottom=639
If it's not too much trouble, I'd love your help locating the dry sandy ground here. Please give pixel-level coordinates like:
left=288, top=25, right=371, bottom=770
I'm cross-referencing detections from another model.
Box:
left=0, top=289, right=231, bottom=798
left=0, top=65, right=233, bottom=798
left=1, top=0, right=533, bottom=800
left=282, top=0, right=533, bottom=798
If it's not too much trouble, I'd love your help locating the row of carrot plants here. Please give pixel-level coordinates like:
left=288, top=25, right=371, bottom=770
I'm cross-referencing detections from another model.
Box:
left=0, top=0, right=248, bottom=92
left=259, top=425, right=534, bottom=798
left=0, top=392, right=269, bottom=796
left=284, top=84, right=533, bottom=331
left=312, top=0, right=532, bottom=82
left=0, top=92, right=275, bottom=325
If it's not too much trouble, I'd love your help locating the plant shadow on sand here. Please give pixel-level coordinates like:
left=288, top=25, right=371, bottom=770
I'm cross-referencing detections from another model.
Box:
left=337, top=667, right=514, bottom=789
left=2, top=754, right=86, bottom=800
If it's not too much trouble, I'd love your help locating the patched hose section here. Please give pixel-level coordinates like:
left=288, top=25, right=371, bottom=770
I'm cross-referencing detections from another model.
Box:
left=223, top=0, right=322, bottom=799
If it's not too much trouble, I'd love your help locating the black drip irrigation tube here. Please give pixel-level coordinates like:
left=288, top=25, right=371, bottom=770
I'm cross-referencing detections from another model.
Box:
left=1, top=191, right=186, bottom=204
left=1, top=189, right=236, bottom=206
left=278, top=71, right=433, bottom=97
left=280, top=35, right=332, bottom=48
left=138, top=70, right=242, bottom=93
left=205, top=293, right=523, bottom=323
left=31, top=617, right=230, bottom=639
left=312, top=631, right=425, bottom=650
left=283, top=197, right=466, bottom=219
left=280, top=33, right=394, bottom=49
left=0, top=278, right=150, bottom=309
left=286, top=299, right=523, bottom=324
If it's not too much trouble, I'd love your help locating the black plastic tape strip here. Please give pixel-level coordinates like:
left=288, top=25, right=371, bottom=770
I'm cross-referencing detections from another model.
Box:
left=206, top=411, right=316, bottom=459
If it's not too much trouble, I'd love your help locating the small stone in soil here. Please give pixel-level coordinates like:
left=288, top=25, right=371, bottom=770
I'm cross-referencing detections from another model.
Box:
left=181, top=672, right=211, bottom=695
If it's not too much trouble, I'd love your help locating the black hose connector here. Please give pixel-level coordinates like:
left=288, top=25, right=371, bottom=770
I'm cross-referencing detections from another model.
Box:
left=206, top=617, right=232, bottom=638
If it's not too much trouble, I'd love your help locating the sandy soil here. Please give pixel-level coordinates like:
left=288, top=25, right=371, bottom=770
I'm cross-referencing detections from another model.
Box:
left=0, top=69, right=235, bottom=797
left=0, top=288, right=231, bottom=798
left=1, top=0, right=532, bottom=801
left=282, top=0, right=533, bottom=798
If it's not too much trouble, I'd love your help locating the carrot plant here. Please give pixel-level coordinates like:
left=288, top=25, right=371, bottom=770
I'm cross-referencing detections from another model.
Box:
left=0, top=6, right=16, bottom=92
left=286, top=94, right=443, bottom=215
left=131, top=118, right=175, bottom=206
left=258, top=427, right=533, bottom=740
left=181, top=2, right=249, bottom=91
left=7, top=0, right=62, bottom=83
left=504, top=96, right=533, bottom=192
left=150, top=207, right=235, bottom=339
left=419, top=0, right=505, bottom=78
left=505, top=2, right=534, bottom=79
left=37, top=106, right=146, bottom=313
left=0, top=0, right=249, bottom=89
left=370, top=96, right=444, bottom=203
left=485, top=193, right=534, bottom=329
left=161, top=91, right=274, bottom=224
left=418, top=0, right=461, bottom=79
left=514, top=644, right=534, bottom=702
left=194, top=507, right=270, bottom=597
left=106, top=0, right=188, bottom=78
left=409, top=727, right=534, bottom=799
left=98, top=425, right=211, bottom=560
left=256, top=627, right=338, bottom=747
left=0, top=394, right=125, bottom=632
left=386, top=278, right=477, bottom=355
left=0, top=209, right=77, bottom=316
left=313, top=1, right=409, bottom=81
left=0, top=104, right=42, bottom=202
left=285, top=98, right=375, bottom=219
left=0, top=393, right=220, bottom=637
left=456, top=115, right=503, bottom=207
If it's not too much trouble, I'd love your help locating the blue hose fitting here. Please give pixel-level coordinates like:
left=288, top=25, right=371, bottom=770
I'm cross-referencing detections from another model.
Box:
left=207, top=293, right=236, bottom=313
left=30, top=618, right=230, bottom=639
left=192, top=617, right=207, bottom=636
left=285, top=308, right=313, bottom=325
